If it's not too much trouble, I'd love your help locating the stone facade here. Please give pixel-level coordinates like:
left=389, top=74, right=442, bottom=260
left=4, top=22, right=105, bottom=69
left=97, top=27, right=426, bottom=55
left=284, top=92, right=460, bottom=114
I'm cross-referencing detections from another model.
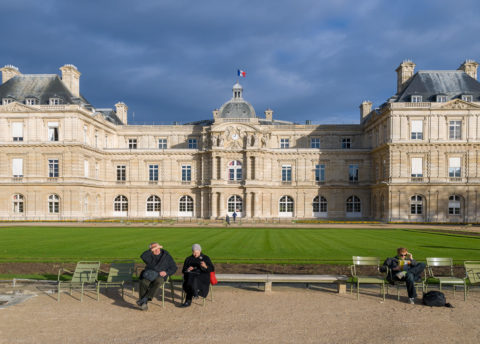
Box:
left=1, top=61, right=480, bottom=222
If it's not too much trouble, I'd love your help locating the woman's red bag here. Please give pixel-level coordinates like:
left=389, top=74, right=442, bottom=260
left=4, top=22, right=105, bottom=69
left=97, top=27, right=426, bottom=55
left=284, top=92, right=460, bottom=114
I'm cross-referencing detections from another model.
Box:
left=210, top=271, right=218, bottom=285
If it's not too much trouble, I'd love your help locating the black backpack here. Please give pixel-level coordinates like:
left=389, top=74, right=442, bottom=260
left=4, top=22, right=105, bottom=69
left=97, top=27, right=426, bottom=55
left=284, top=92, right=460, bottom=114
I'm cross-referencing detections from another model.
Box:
left=422, top=291, right=453, bottom=308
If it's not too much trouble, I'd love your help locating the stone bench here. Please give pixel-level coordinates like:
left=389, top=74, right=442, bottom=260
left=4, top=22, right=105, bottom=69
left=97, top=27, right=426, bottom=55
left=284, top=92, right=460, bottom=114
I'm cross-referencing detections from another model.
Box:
left=215, top=273, right=348, bottom=294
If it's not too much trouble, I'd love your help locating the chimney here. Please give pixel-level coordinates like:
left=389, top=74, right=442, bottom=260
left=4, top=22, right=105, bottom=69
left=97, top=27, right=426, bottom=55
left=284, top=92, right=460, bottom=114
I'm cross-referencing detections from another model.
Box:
left=212, top=109, right=219, bottom=119
left=395, top=60, right=416, bottom=94
left=0, top=65, right=20, bottom=84
left=265, top=109, right=273, bottom=121
left=360, top=100, right=373, bottom=122
left=458, top=60, right=479, bottom=80
left=60, top=64, right=81, bottom=97
left=115, top=102, right=128, bottom=124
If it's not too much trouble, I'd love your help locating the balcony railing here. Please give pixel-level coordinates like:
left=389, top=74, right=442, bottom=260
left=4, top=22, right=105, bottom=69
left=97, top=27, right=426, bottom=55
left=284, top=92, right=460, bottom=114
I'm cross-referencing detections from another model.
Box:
left=12, top=177, right=23, bottom=182
left=47, top=177, right=58, bottom=182
left=410, top=177, right=424, bottom=182
left=449, top=177, right=462, bottom=182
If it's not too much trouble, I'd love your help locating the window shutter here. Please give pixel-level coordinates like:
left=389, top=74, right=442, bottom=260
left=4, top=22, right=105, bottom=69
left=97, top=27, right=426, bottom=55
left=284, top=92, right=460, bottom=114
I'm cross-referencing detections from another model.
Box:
left=411, top=120, right=423, bottom=133
left=12, top=122, right=23, bottom=138
left=449, top=157, right=461, bottom=168
left=411, top=158, right=423, bottom=175
left=12, top=158, right=23, bottom=176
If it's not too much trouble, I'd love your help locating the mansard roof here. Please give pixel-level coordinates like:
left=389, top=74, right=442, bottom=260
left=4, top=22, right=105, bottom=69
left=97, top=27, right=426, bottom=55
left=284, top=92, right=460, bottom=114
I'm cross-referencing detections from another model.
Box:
left=0, top=74, right=91, bottom=105
left=396, top=70, right=480, bottom=102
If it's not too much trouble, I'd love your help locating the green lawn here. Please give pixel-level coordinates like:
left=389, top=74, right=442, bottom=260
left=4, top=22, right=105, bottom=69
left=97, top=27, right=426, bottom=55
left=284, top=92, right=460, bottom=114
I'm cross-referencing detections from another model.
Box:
left=0, top=226, right=479, bottom=265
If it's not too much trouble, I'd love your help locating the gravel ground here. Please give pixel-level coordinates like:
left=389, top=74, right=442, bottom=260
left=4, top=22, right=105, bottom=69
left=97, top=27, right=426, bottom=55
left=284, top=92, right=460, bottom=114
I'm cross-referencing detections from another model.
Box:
left=0, top=285, right=478, bottom=344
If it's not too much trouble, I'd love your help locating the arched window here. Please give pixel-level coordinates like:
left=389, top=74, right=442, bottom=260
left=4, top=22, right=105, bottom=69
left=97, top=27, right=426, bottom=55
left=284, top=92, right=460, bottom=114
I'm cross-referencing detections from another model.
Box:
left=410, top=195, right=423, bottom=215
left=147, top=195, right=161, bottom=215
left=346, top=196, right=361, bottom=216
left=279, top=195, right=294, bottom=217
left=48, top=194, right=60, bottom=214
left=228, top=160, right=242, bottom=181
left=13, top=194, right=24, bottom=213
left=448, top=195, right=461, bottom=215
left=179, top=195, right=194, bottom=216
left=227, top=195, right=243, bottom=215
left=313, top=196, right=327, bottom=217
left=114, top=195, right=128, bottom=214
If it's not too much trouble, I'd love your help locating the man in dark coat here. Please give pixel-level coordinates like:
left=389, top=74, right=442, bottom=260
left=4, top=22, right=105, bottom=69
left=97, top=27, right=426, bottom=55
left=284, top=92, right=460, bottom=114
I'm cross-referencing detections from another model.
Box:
left=382, top=247, right=425, bottom=304
left=180, top=243, right=214, bottom=307
left=136, top=242, right=177, bottom=310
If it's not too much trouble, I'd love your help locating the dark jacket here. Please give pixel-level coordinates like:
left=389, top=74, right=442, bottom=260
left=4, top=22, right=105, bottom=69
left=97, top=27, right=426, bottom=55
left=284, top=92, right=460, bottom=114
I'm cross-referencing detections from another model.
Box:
left=182, top=254, right=214, bottom=298
left=382, top=256, right=418, bottom=282
left=140, top=249, right=177, bottom=278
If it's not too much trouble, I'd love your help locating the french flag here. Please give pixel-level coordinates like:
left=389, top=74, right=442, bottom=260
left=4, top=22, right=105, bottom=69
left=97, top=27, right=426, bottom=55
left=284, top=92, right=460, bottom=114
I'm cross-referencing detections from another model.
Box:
left=237, top=69, right=246, bottom=77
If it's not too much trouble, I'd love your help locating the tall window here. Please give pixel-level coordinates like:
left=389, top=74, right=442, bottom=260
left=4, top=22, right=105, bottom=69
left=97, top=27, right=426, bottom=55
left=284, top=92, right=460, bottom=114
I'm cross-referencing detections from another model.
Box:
left=116, top=165, right=126, bottom=181
left=25, top=98, right=38, bottom=105
left=315, top=164, right=325, bottom=182
left=280, top=138, right=290, bottom=149
left=114, top=195, right=128, bottom=213
left=84, top=160, right=89, bottom=178
left=146, top=195, right=161, bottom=214
left=48, top=159, right=59, bottom=178
left=12, top=122, right=23, bottom=141
left=128, top=138, right=137, bottom=149
left=49, top=98, right=61, bottom=105
left=410, top=195, right=423, bottom=215
left=342, top=138, right=351, bottom=149
left=349, top=164, right=359, bottom=183
left=279, top=195, right=294, bottom=216
left=48, top=122, right=59, bottom=141
left=411, top=158, right=423, bottom=178
left=411, top=95, right=422, bottom=103
left=313, top=196, right=327, bottom=215
left=12, top=158, right=23, bottom=177
left=310, top=138, right=320, bottom=148
left=2, top=98, right=13, bottom=105
left=346, top=196, right=361, bottom=214
left=228, top=161, right=242, bottom=181
left=179, top=195, right=194, bottom=214
left=188, top=138, right=197, bottom=149
left=448, top=195, right=461, bottom=215
left=149, top=164, right=159, bottom=181
left=182, top=165, right=191, bottom=182
left=227, top=195, right=243, bottom=213
left=449, top=120, right=462, bottom=140
left=282, top=165, right=292, bottom=182
left=462, top=95, right=473, bottom=102
left=436, top=95, right=447, bottom=102
left=448, top=157, right=461, bottom=178
left=13, top=194, right=24, bottom=213
left=48, top=194, right=60, bottom=213
left=411, top=120, right=423, bottom=140
left=158, top=138, right=167, bottom=149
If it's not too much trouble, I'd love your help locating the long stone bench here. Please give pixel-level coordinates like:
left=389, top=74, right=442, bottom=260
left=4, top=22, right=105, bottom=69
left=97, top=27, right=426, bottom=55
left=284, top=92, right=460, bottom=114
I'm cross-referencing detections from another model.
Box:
left=215, top=273, right=348, bottom=294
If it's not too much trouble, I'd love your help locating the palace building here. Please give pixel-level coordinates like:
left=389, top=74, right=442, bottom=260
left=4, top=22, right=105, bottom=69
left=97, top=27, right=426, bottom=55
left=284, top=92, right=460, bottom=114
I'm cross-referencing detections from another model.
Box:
left=1, top=60, right=480, bottom=222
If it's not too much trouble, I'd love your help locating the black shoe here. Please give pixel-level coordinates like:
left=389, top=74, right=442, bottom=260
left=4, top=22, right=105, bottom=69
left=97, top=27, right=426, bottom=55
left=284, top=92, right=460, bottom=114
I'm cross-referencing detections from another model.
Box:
left=141, top=302, right=148, bottom=311
left=181, top=301, right=191, bottom=307
left=136, top=297, right=148, bottom=309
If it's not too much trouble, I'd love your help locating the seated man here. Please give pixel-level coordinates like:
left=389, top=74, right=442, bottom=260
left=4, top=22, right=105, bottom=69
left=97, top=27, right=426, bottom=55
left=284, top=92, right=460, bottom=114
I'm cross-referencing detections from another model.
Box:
left=136, top=242, right=177, bottom=310
left=180, top=244, right=214, bottom=307
left=382, top=247, right=425, bottom=304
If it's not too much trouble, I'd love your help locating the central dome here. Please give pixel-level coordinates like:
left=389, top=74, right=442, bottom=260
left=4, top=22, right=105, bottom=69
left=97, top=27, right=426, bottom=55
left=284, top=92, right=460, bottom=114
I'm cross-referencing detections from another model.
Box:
left=218, top=82, right=256, bottom=118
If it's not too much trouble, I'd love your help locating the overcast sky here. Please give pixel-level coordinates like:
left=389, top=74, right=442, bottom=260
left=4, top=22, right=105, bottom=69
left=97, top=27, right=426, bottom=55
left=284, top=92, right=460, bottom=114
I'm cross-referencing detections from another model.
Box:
left=2, top=0, right=480, bottom=124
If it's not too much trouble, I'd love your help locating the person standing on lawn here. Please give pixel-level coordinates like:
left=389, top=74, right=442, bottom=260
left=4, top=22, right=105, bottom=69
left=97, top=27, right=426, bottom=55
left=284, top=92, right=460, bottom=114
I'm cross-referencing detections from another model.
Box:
left=136, top=242, right=177, bottom=310
left=382, top=247, right=425, bottom=304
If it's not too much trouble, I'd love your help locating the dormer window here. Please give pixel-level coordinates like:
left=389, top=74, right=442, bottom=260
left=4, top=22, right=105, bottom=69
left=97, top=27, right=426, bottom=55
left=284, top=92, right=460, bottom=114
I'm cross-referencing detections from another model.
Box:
left=49, top=98, right=61, bottom=105
left=411, top=95, right=422, bottom=103
left=2, top=98, right=14, bottom=105
left=25, top=98, right=38, bottom=105
left=436, top=95, right=447, bottom=103
left=461, top=95, right=473, bottom=102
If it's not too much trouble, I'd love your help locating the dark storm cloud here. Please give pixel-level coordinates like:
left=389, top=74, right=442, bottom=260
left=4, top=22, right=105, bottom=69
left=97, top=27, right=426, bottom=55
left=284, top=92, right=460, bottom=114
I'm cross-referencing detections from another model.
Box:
left=2, top=0, right=480, bottom=124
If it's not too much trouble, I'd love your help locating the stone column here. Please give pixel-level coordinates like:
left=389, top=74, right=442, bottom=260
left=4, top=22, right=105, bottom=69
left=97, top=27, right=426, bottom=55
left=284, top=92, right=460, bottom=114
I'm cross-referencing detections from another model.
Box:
left=219, top=193, right=225, bottom=218
left=211, top=156, right=216, bottom=180
left=245, top=192, right=250, bottom=218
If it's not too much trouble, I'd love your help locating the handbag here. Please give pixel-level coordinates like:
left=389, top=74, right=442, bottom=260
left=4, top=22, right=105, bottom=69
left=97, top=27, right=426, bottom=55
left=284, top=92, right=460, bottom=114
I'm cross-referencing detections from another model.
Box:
left=210, top=271, right=218, bottom=285
left=142, top=269, right=159, bottom=282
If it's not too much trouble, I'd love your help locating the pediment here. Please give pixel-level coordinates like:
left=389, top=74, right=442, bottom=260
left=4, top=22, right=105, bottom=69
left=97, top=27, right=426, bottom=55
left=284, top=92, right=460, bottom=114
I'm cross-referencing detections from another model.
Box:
left=1, top=101, right=39, bottom=112
left=441, top=99, right=480, bottom=110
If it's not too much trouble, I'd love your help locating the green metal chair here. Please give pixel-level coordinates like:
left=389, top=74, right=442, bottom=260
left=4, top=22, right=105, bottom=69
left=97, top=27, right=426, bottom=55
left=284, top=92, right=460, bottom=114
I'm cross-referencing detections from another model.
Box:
left=351, top=256, right=386, bottom=300
left=390, top=268, right=425, bottom=301
left=57, top=261, right=101, bottom=302
left=464, top=261, right=480, bottom=300
left=425, top=257, right=466, bottom=300
left=98, top=260, right=135, bottom=299
left=136, top=266, right=176, bottom=308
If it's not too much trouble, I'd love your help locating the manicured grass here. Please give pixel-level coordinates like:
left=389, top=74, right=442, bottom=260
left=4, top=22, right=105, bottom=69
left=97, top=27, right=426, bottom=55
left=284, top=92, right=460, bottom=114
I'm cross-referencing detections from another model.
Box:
left=0, top=226, right=479, bottom=264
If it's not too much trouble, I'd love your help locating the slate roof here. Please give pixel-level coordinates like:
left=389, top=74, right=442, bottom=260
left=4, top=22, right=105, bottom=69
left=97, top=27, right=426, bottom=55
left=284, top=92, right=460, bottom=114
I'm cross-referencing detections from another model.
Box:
left=396, top=70, right=480, bottom=102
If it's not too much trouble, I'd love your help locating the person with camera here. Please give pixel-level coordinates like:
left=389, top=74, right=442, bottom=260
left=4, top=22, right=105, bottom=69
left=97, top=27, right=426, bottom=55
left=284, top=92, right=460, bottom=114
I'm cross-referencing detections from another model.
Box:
left=382, top=247, right=425, bottom=304
left=136, top=242, right=177, bottom=310
left=180, top=244, right=214, bottom=307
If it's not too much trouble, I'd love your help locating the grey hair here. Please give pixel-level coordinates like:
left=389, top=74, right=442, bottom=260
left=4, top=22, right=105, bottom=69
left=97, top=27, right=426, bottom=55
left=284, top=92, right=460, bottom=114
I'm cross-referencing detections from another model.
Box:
left=192, top=243, right=202, bottom=252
